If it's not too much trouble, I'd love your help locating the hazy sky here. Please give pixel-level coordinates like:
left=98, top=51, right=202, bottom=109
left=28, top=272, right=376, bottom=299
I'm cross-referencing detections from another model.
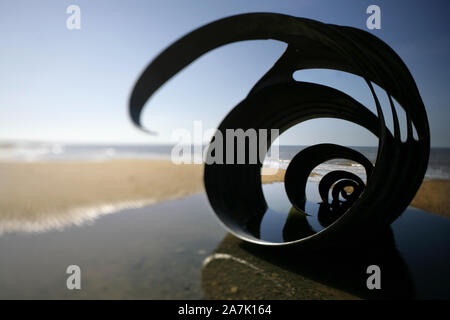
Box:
left=0, top=0, right=449, bottom=146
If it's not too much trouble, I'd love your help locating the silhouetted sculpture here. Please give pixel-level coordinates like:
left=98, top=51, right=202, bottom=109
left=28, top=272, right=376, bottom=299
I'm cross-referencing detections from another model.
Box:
left=129, top=13, right=430, bottom=247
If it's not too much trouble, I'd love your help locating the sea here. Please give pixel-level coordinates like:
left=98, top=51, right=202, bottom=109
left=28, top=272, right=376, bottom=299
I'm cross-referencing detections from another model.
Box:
left=0, top=141, right=449, bottom=180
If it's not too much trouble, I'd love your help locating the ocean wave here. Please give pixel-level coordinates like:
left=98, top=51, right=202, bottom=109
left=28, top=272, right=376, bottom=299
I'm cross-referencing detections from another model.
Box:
left=0, top=142, right=173, bottom=162
left=0, top=199, right=156, bottom=235
left=263, top=158, right=450, bottom=181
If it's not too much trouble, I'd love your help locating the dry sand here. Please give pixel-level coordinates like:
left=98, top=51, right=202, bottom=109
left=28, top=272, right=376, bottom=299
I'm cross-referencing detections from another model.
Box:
left=0, top=160, right=448, bottom=233
left=410, top=179, right=450, bottom=218
left=0, top=160, right=206, bottom=233
left=0, top=160, right=204, bottom=218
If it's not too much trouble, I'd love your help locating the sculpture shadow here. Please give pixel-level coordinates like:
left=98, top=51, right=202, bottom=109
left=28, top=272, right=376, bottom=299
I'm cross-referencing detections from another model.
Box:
left=202, top=224, right=414, bottom=299
left=243, top=226, right=414, bottom=299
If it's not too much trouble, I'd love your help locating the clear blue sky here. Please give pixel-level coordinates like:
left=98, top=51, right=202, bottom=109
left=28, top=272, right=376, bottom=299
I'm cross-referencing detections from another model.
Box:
left=0, top=0, right=449, bottom=146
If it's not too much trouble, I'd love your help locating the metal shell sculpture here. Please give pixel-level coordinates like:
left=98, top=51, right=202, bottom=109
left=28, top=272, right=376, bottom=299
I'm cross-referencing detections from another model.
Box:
left=129, top=13, right=430, bottom=247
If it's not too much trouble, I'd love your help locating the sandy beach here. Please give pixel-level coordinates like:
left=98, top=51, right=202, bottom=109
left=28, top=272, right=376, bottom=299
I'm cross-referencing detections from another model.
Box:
left=410, top=180, right=450, bottom=218
left=0, top=160, right=448, bottom=234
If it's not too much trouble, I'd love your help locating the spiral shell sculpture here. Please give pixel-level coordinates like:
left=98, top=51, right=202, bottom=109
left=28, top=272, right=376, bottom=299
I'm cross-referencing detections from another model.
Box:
left=129, top=13, right=430, bottom=247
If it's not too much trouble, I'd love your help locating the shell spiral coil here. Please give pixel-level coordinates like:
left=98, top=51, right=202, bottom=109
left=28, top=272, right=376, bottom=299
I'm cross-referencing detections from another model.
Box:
left=129, top=13, right=430, bottom=247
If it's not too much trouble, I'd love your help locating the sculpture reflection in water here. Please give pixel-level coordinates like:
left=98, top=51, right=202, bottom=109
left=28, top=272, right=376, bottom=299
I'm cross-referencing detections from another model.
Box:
left=129, top=13, right=430, bottom=247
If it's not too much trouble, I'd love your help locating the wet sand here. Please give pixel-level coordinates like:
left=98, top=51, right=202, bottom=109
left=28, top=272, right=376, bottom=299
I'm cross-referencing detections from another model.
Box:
left=0, top=160, right=448, bottom=234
